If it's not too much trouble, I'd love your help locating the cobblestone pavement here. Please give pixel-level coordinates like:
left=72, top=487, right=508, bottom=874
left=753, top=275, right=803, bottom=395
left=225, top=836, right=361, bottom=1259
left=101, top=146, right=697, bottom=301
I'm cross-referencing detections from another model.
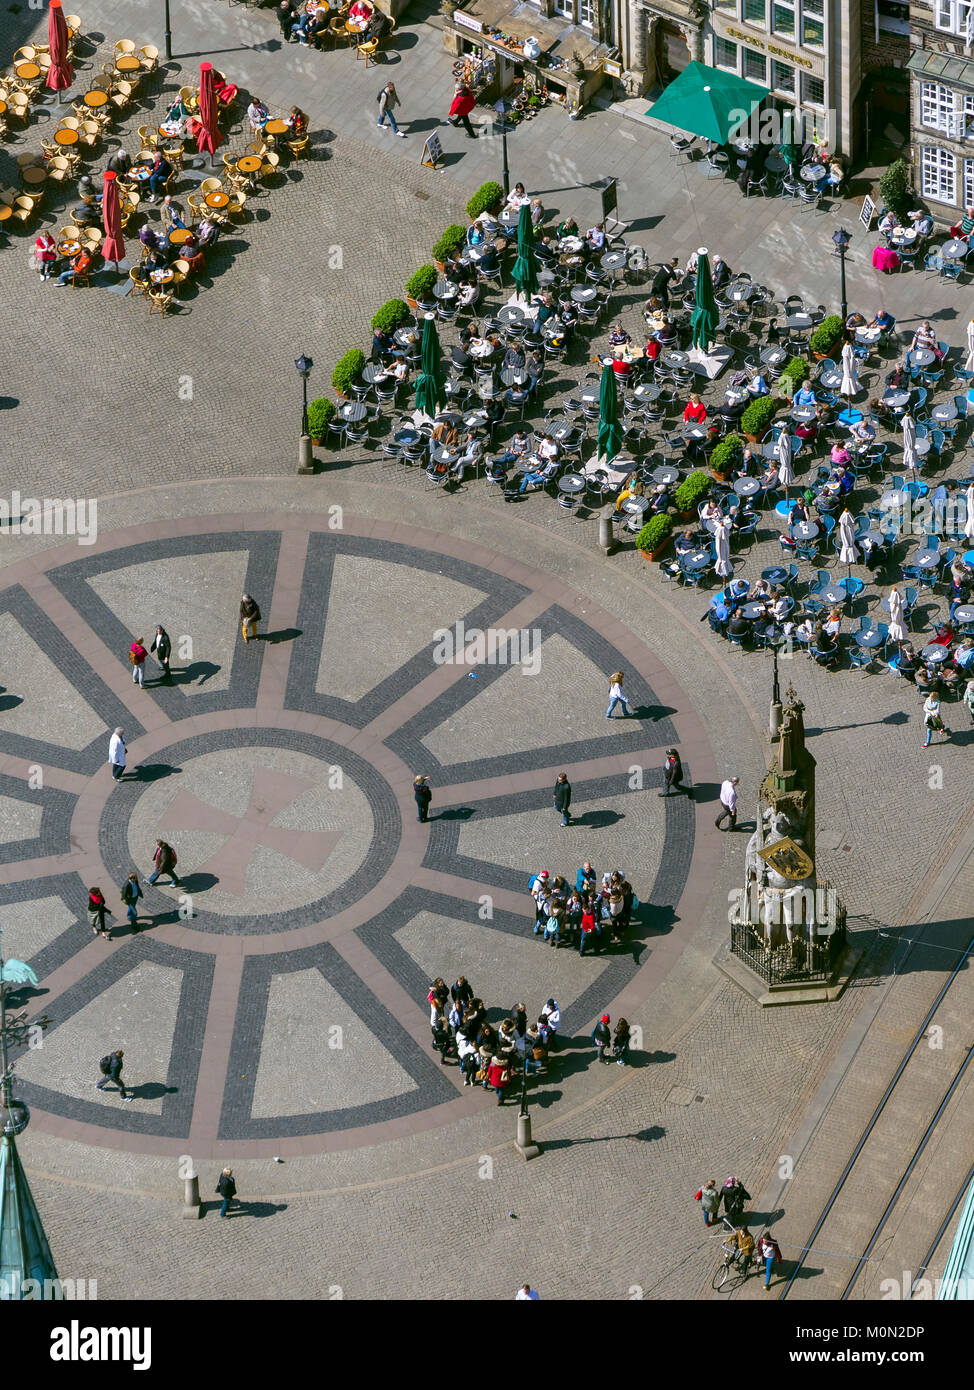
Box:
left=1, top=1, right=972, bottom=1303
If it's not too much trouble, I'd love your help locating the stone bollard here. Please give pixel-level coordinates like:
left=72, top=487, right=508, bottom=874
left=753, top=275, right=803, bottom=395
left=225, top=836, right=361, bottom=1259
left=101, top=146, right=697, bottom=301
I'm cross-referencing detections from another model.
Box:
left=599, top=506, right=616, bottom=555
left=298, top=434, right=314, bottom=475
left=182, top=1170, right=201, bottom=1220
left=515, top=1110, right=541, bottom=1161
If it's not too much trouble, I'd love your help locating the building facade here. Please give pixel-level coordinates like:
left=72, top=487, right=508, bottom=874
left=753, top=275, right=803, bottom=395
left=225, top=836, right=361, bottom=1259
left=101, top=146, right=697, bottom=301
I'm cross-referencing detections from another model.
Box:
left=908, top=0, right=974, bottom=217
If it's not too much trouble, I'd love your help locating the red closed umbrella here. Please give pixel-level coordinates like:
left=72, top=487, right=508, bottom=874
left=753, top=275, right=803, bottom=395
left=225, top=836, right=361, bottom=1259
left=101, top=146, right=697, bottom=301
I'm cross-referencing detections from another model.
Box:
left=449, top=86, right=475, bottom=118
left=101, top=170, right=125, bottom=268
left=197, top=61, right=224, bottom=157
left=46, top=0, right=73, bottom=94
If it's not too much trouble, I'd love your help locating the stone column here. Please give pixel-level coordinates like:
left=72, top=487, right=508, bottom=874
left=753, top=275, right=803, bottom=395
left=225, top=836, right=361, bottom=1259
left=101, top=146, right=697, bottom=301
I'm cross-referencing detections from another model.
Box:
left=680, top=21, right=704, bottom=63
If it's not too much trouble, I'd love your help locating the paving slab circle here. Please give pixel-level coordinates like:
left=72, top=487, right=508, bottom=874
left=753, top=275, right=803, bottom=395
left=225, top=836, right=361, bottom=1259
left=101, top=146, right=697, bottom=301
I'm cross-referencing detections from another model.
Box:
left=0, top=513, right=712, bottom=1159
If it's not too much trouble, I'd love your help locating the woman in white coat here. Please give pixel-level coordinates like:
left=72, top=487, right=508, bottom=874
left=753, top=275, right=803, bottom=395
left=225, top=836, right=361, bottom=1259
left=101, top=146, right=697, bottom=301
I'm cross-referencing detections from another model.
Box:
left=840, top=338, right=859, bottom=398
left=108, top=728, right=126, bottom=782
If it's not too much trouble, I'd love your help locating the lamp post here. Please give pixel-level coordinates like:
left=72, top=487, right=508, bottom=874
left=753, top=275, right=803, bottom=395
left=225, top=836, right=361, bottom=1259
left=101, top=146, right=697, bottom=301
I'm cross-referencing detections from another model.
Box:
left=163, top=0, right=172, bottom=61
left=494, top=103, right=512, bottom=198
left=768, top=628, right=785, bottom=739
left=832, top=227, right=851, bottom=326
left=295, top=354, right=314, bottom=474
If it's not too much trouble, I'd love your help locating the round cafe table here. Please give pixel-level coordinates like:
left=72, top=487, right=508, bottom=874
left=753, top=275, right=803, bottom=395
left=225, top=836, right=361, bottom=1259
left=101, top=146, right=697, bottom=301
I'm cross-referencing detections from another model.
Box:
left=633, top=383, right=660, bottom=402
left=84, top=90, right=109, bottom=108
left=16, top=62, right=40, bottom=80
left=741, top=601, right=768, bottom=620
left=54, top=127, right=79, bottom=146
left=265, top=119, right=289, bottom=136
left=734, top=477, right=760, bottom=498
left=433, top=280, right=457, bottom=300
left=558, top=236, right=584, bottom=253
left=762, top=566, right=789, bottom=586
left=622, top=495, right=650, bottom=518
left=537, top=269, right=557, bottom=286
left=953, top=604, right=974, bottom=625
left=800, top=164, right=827, bottom=183
left=393, top=428, right=420, bottom=446
left=346, top=15, right=369, bottom=32
left=237, top=155, right=262, bottom=174
left=819, top=368, right=843, bottom=389
left=22, top=166, right=46, bottom=186
left=819, top=585, right=846, bottom=605
left=761, top=347, right=787, bottom=367
left=683, top=549, right=711, bottom=571
left=500, top=368, right=528, bottom=387
left=498, top=207, right=519, bottom=228
left=340, top=401, right=368, bottom=422
left=168, top=228, right=192, bottom=246
left=571, top=286, right=597, bottom=303
left=884, top=390, right=910, bottom=409
left=0, top=205, right=11, bottom=223
left=912, top=549, right=940, bottom=570
left=856, top=628, right=884, bottom=649
left=601, top=250, right=626, bottom=273
left=921, top=643, right=950, bottom=664
left=729, top=281, right=757, bottom=301
left=652, top=466, right=680, bottom=487
left=115, top=55, right=141, bottom=72
left=889, top=227, right=917, bottom=246
left=58, top=239, right=81, bottom=256
left=205, top=191, right=230, bottom=209
left=664, top=350, right=689, bottom=367
left=150, top=268, right=174, bottom=284
left=785, top=313, right=813, bottom=331
left=128, top=165, right=152, bottom=182
left=881, top=490, right=908, bottom=510
left=941, top=238, right=968, bottom=260
left=855, top=325, right=882, bottom=344
left=159, top=122, right=185, bottom=140
left=579, top=387, right=599, bottom=404
left=496, top=304, right=525, bottom=323
left=910, top=347, right=936, bottom=368
left=558, top=473, right=586, bottom=497
left=683, top=425, right=707, bottom=440
left=932, top=402, right=958, bottom=423
left=790, top=521, right=819, bottom=542
left=792, top=405, right=817, bottom=423
left=764, top=152, right=787, bottom=174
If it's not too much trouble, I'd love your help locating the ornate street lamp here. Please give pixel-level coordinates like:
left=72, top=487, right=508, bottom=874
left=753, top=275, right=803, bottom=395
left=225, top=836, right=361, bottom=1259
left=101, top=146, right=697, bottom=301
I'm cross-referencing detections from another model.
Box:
left=163, top=0, right=172, bottom=61
left=832, top=227, right=851, bottom=325
left=295, top=354, right=314, bottom=474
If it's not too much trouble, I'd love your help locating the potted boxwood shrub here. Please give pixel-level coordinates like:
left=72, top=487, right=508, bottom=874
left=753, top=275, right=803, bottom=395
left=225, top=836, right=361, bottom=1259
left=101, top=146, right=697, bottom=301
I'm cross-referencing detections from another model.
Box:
left=740, top=396, right=779, bottom=443
left=777, top=355, right=807, bottom=399
left=371, top=299, right=410, bottom=335
left=673, top=469, right=712, bottom=518
left=709, top=434, right=743, bottom=483
left=307, top=397, right=335, bottom=446
left=809, top=314, right=844, bottom=361
left=431, top=224, right=467, bottom=272
left=465, top=180, right=504, bottom=221
left=332, top=349, right=366, bottom=400
left=405, top=265, right=437, bottom=309
left=635, top=513, right=673, bottom=562
left=878, top=158, right=912, bottom=223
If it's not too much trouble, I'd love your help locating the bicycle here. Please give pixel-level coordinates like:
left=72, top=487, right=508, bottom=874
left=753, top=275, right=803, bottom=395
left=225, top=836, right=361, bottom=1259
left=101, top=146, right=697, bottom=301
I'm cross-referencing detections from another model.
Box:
left=711, top=1218, right=754, bottom=1291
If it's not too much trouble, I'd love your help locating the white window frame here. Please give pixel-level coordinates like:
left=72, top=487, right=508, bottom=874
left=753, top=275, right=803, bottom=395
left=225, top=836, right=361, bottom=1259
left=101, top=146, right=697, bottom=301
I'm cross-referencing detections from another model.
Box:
left=714, top=36, right=739, bottom=70
left=772, top=60, right=796, bottom=94
left=743, top=0, right=768, bottom=27
left=802, top=73, right=825, bottom=108
left=964, top=156, right=974, bottom=208
left=553, top=0, right=572, bottom=16
left=922, top=81, right=955, bottom=132
left=935, top=0, right=974, bottom=36
left=922, top=145, right=957, bottom=204
left=744, top=47, right=768, bottom=84
left=577, top=0, right=594, bottom=29
left=771, top=0, right=796, bottom=37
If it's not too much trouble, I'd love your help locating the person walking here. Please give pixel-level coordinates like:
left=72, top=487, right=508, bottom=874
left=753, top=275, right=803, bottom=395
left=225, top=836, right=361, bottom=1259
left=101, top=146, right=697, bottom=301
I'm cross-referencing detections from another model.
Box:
left=448, top=81, right=477, bottom=139
left=591, top=1013, right=612, bottom=1063
left=922, top=692, right=950, bottom=747
left=696, top=1178, right=721, bottom=1226
left=216, top=1167, right=237, bottom=1218
left=147, top=840, right=181, bottom=887
left=120, top=872, right=143, bottom=931
left=661, top=748, right=686, bottom=797
left=613, top=1017, right=630, bottom=1066
left=721, top=1175, right=751, bottom=1225
left=487, top=1054, right=510, bottom=1105
left=149, top=625, right=172, bottom=683
left=129, top=636, right=148, bottom=689
left=553, top=772, right=572, bottom=827
left=87, top=886, right=111, bottom=940
left=715, top=776, right=740, bottom=831
left=108, top=727, right=127, bottom=781
left=606, top=670, right=631, bottom=719
left=376, top=82, right=406, bottom=137
left=413, top=774, right=432, bottom=822
left=240, top=593, right=261, bottom=642
left=757, top=1231, right=783, bottom=1289
left=95, top=1049, right=132, bottom=1101
left=735, top=1223, right=755, bottom=1275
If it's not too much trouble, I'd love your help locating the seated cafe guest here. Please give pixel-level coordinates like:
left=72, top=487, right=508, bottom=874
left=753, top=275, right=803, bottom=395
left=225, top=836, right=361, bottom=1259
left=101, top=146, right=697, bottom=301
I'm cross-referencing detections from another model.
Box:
left=684, top=394, right=707, bottom=425
left=878, top=208, right=899, bottom=237
left=746, top=369, right=768, bottom=396
left=586, top=221, right=606, bottom=251
left=372, top=327, right=394, bottom=360
left=197, top=218, right=219, bottom=249
left=910, top=321, right=944, bottom=360
left=674, top=528, right=696, bottom=556
left=950, top=206, right=974, bottom=240
left=376, top=358, right=407, bottom=386
left=457, top=280, right=479, bottom=309
left=608, top=324, right=631, bottom=348
left=556, top=215, right=578, bottom=238
left=107, top=148, right=131, bottom=176
left=247, top=97, right=269, bottom=134
left=830, top=442, right=852, bottom=468
left=56, top=244, right=93, bottom=286
left=793, top=379, right=817, bottom=409
left=365, top=7, right=390, bottom=40
left=656, top=317, right=677, bottom=345
left=700, top=498, right=721, bottom=523
left=845, top=311, right=867, bottom=331
left=477, top=244, right=499, bottom=275
left=726, top=607, right=749, bottom=640
left=530, top=198, right=545, bottom=229
left=953, top=638, right=974, bottom=671
left=711, top=254, right=729, bottom=288
left=611, top=348, right=632, bottom=379
left=146, top=151, right=172, bottom=203
left=530, top=291, right=555, bottom=335
left=289, top=106, right=309, bottom=136
left=789, top=498, right=810, bottom=526
left=644, top=336, right=661, bottom=365
left=707, top=595, right=731, bottom=634
left=869, top=308, right=895, bottom=332
left=648, top=484, right=669, bottom=514
left=467, top=219, right=485, bottom=248
left=161, top=195, right=186, bottom=231
left=507, top=182, right=530, bottom=209
left=849, top=417, right=875, bottom=448
left=535, top=235, right=557, bottom=262
left=431, top=420, right=459, bottom=447
left=909, top=209, right=934, bottom=239
left=759, top=459, right=780, bottom=490
left=139, top=224, right=159, bottom=251
left=182, top=239, right=206, bottom=275
left=795, top=414, right=819, bottom=443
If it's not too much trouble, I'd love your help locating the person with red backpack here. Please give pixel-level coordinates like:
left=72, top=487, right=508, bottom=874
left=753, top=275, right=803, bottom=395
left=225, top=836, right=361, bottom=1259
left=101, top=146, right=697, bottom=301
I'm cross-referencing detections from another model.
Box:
left=147, top=840, right=180, bottom=887
left=695, top=1178, right=721, bottom=1227
left=757, top=1231, right=783, bottom=1289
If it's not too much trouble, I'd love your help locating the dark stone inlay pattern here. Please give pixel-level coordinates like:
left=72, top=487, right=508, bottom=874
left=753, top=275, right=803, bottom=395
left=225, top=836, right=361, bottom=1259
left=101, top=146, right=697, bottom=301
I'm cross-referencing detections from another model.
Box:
left=98, top=728, right=401, bottom=935
left=0, top=585, right=146, bottom=774
left=284, top=533, right=530, bottom=728
left=47, top=532, right=281, bottom=719
left=386, top=604, right=676, bottom=785
left=0, top=871, right=91, bottom=982
left=10, top=937, right=212, bottom=1136
left=0, top=772, right=76, bottom=867
left=219, top=943, right=456, bottom=1138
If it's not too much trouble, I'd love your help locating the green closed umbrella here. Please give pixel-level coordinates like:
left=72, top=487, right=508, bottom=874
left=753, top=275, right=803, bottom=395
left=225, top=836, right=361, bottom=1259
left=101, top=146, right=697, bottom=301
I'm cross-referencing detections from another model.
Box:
left=690, top=250, right=719, bottom=352
left=511, top=202, right=538, bottom=300
left=414, top=314, right=446, bottom=418
left=596, top=364, right=623, bottom=464
left=645, top=61, right=768, bottom=145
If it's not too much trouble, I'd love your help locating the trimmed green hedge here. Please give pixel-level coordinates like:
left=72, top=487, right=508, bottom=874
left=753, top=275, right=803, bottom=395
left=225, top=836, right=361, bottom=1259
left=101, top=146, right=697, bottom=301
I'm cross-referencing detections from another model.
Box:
left=878, top=158, right=912, bottom=222
left=636, top=513, right=673, bottom=553
left=307, top=397, right=335, bottom=438
left=740, top=395, right=779, bottom=439
left=709, top=434, right=744, bottom=477
left=466, top=181, right=504, bottom=220
left=371, top=298, right=410, bottom=334
left=332, top=349, right=366, bottom=397
left=432, top=224, right=467, bottom=262
left=778, top=355, right=807, bottom=393
left=673, top=469, right=712, bottom=512
left=809, top=314, right=844, bottom=356
left=405, top=265, right=437, bottom=301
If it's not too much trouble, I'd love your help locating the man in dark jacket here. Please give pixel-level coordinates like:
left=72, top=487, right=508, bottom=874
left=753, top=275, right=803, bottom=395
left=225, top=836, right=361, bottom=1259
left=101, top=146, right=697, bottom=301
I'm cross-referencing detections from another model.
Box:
left=413, top=774, right=432, bottom=823
left=240, top=593, right=261, bottom=642
left=216, top=1167, right=237, bottom=1217
left=96, top=1048, right=132, bottom=1100
left=553, top=772, right=572, bottom=827
left=147, top=839, right=180, bottom=887
left=721, top=1176, right=751, bottom=1225
left=149, top=625, right=172, bottom=682
left=662, top=748, right=685, bottom=797
left=649, top=257, right=680, bottom=307
left=591, top=1014, right=612, bottom=1063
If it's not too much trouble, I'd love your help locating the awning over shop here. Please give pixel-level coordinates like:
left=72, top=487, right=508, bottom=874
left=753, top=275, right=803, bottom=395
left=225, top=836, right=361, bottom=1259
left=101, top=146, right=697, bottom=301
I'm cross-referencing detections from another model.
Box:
left=906, top=46, right=974, bottom=93
left=645, top=61, right=769, bottom=144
